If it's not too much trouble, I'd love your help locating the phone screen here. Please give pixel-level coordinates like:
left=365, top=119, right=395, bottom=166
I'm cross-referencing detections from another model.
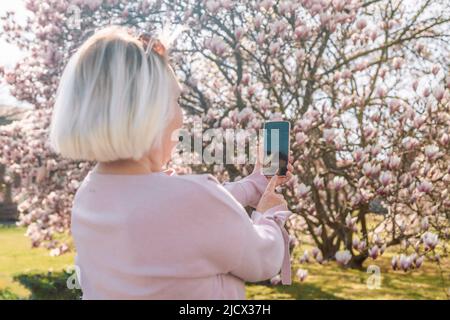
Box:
left=263, top=121, right=290, bottom=176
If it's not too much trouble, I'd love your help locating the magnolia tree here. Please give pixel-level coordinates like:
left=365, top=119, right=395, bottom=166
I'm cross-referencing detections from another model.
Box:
left=1, top=0, right=449, bottom=278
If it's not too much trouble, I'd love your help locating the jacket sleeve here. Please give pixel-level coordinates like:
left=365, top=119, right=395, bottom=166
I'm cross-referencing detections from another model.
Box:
left=229, top=204, right=293, bottom=284
left=178, top=174, right=292, bottom=285
left=222, top=170, right=268, bottom=208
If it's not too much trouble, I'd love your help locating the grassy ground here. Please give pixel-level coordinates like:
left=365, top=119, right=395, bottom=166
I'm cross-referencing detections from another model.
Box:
left=0, top=224, right=76, bottom=299
left=0, top=224, right=448, bottom=300
left=247, top=249, right=450, bottom=300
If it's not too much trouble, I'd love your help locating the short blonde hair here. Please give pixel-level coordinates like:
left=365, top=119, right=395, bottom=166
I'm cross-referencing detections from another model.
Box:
left=49, top=26, right=178, bottom=162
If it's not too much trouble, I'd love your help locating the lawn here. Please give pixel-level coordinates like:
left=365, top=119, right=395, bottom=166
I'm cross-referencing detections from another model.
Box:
left=0, top=224, right=76, bottom=299
left=0, top=224, right=448, bottom=300
left=247, top=247, right=450, bottom=300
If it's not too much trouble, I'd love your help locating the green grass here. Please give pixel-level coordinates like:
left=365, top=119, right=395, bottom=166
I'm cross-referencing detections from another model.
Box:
left=246, top=243, right=450, bottom=300
left=246, top=260, right=450, bottom=300
left=0, top=224, right=77, bottom=299
left=0, top=224, right=448, bottom=300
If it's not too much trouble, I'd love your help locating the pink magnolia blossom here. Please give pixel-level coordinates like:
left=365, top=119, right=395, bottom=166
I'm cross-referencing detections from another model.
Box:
left=417, top=180, right=433, bottom=194
left=431, top=64, right=440, bottom=75
left=234, top=27, right=245, bottom=41
left=399, top=254, right=412, bottom=272
left=358, top=240, right=367, bottom=252
left=412, top=79, right=419, bottom=91
left=415, top=256, right=424, bottom=268
left=299, top=250, right=310, bottom=263
left=297, top=183, right=311, bottom=198
left=295, top=132, right=308, bottom=145
left=420, top=217, right=429, bottom=231
left=433, top=86, right=445, bottom=101
left=205, top=37, right=227, bottom=56
left=311, top=247, right=320, bottom=259
left=329, top=176, right=347, bottom=191
left=356, top=18, right=367, bottom=30
left=270, top=274, right=281, bottom=285
left=391, top=256, right=398, bottom=270
left=259, top=0, right=273, bottom=11
left=206, top=0, right=220, bottom=13
left=368, top=245, right=379, bottom=259
left=294, top=25, right=310, bottom=40
left=335, top=250, right=352, bottom=265
left=269, top=41, right=281, bottom=55
left=313, top=176, right=325, bottom=189
left=376, top=87, right=386, bottom=98
left=363, top=163, right=381, bottom=179
left=323, top=129, right=337, bottom=143
left=296, top=268, right=308, bottom=282
left=393, top=57, right=403, bottom=69
left=424, top=145, right=440, bottom=160
left=332, top=0, right=346, bottom=12
left=379, top=171, right=393, bottom=186
left=345, top=213, right=357, bottom=229
left=439, top=133, right=449, bottom=146
left=352, top=237, right=360, bottom=250
left=402, top=137, right=420, bottom=150
left=422, top=232, right=439, bottom=250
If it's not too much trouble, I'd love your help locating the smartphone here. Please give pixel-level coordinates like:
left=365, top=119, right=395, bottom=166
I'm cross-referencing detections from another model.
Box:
left=262, top=121, right=290, bottom=176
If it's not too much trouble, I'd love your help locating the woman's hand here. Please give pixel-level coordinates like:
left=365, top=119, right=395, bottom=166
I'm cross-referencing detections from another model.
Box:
left=256, top=175, right=288, bottom=213
left=253, top=142, right=294, bottom=188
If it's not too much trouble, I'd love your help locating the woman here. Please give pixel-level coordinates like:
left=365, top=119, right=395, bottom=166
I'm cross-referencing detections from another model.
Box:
left=49, top=26, right=293, bottom=300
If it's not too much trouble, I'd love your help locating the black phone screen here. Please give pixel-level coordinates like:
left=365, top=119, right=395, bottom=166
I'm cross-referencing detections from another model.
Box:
left=263, top=121, right=290, bottom=176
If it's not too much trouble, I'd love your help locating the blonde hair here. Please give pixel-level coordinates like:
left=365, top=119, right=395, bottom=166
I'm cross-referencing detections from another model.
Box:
left=49, top=26, right=178, bottom=162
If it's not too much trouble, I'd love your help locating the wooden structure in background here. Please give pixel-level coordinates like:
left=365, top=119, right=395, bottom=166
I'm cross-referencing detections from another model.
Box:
left=0, top=163, right=18, bottom=222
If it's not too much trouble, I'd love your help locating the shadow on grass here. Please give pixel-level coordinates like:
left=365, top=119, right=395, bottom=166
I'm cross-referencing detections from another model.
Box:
left=11, top=272, right=340, bottom=300
left=247, top=281, right=342, bottom=300
left=13, top=271, right=82, bottom=300
left=273, top=282, right=342, bottom=300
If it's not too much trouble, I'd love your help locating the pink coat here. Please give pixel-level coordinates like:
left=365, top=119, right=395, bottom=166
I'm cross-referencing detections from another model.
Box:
left=71, top=168, right=293, bottom=299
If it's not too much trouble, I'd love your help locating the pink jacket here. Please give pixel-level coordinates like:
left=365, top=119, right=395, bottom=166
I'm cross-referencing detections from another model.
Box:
left=71, top=168, right=293, bottom=299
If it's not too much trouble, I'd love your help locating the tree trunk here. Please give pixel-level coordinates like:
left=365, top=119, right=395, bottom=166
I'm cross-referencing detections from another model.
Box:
left=348, top=254, right=368, bottom=270
left=4, top=182, right=13, bottom=204
left=320, top=239, right=339, bottom=261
